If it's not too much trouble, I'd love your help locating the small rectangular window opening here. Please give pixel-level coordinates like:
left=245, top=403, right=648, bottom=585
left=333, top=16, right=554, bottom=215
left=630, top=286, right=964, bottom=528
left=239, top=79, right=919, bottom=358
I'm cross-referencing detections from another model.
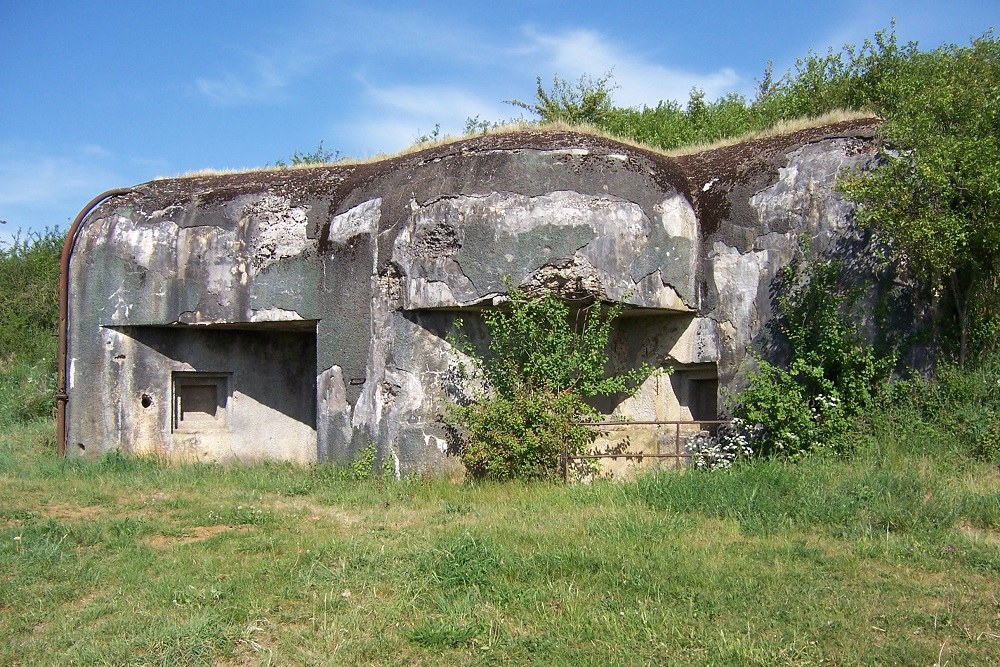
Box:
left=172, top=372, right=231, bottom=432
left=688, top=378, right=719, bottom=422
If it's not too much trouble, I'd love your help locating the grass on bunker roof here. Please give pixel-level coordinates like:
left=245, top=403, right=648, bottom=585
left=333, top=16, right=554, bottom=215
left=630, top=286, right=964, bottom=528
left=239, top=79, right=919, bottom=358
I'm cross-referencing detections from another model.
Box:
left=0, top=420, right=998, bottom=666
left=166, top=109, right=875, bottom=180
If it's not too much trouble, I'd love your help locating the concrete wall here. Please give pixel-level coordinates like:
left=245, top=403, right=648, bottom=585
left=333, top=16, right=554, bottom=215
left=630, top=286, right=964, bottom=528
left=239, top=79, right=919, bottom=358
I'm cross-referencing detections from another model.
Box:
left=65, top=121, right=888, bottom=471
left=72, top=325, right=316, bottom=463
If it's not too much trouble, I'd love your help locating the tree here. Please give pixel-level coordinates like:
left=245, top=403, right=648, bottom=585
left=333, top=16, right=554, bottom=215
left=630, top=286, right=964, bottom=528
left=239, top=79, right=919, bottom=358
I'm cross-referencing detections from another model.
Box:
left=446, top=284, right=647, bottom=481
left=841, top=34, right=1000, bottom=364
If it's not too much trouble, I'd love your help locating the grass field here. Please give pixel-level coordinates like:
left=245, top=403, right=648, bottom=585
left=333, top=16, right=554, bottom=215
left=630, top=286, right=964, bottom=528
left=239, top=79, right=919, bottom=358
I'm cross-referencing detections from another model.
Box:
left=1, top=420, right=998, bottom=666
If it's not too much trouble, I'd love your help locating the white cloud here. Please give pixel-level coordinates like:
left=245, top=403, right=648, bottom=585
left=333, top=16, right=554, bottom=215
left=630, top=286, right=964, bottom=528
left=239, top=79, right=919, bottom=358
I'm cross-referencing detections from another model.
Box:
left=341, top=79, right=514, bottom=155
left=129, top=156, right=172, bottom=172
left=0, top=154, right=117, bottom=208
left=194, top=30, right=325, bottom=106
left=344, top=119, right=432, bottom=156
left=79, top=143, right=113, bottom=158
left=363, top=80, right=508, bottom=123
left=332, top=25, right=748, bottom=155
left=0, top=143, right=126, bottom=234
left=516, top=28, right=742, bottom=107
left=194, top=55, right=297, bottom=106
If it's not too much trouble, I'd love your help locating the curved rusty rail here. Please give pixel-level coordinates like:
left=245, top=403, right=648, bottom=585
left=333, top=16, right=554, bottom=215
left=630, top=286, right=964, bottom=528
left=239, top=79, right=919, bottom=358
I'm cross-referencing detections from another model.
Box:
left=57, top=187, right=134, bottom=456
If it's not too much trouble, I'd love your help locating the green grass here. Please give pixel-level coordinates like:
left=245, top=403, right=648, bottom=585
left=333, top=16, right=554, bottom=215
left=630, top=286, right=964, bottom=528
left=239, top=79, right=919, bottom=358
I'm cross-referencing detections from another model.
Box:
left=1, top=421, right=997, bottom=666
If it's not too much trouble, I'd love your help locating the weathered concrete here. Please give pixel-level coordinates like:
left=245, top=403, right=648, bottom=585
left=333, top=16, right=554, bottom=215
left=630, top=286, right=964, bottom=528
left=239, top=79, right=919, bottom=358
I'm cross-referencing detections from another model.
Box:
left=86, top=325, right=317, bottom=462
left=64, top=120, right=885, bottom=470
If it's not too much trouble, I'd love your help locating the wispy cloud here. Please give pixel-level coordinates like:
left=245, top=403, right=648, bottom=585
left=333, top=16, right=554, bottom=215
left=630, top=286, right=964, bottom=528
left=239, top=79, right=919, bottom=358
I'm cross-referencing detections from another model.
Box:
left=516, top=28, right=742, bottom=107
left=334, top=23, right=750, bottom=155
left=340, top=78, right=514, bottom=154
left=194, top=50, right=310, bottom=106
left=344, top=119, right=433, bottom=156
left=363, top=80, right=507, bottom=123
left=190, top=4, right=502, bottom=110
left=189, top=9, right=749, bottom=154
left=0, top=154, right=117, bottom=207
left=0, top=143, right=125, bottom=232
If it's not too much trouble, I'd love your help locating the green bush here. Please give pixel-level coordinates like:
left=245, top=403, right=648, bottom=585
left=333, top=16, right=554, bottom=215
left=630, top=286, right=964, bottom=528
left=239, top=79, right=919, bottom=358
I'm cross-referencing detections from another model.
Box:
left=731, top=261, right=891, bottom=459
left=507, top=72, right=616, bottom=126
left=273, top=140, right=341, bottom=167
left=451, top=387, right=596, bottom=482
left=506, top=27, right=913, bottom=153
left=447, top=284, right=647, bottom=481
left=0, top=229, right=63, bottom=360
left=0, top=229, right=64, bottom=425
left=840, top=33, right=1000, bottom=364
left=904, top=353, right=1000, bottom=464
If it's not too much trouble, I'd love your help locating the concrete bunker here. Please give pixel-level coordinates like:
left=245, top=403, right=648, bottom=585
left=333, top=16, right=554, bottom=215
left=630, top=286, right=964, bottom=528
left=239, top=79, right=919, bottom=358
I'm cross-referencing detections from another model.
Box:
left=60, top=120, right=883, bottom=472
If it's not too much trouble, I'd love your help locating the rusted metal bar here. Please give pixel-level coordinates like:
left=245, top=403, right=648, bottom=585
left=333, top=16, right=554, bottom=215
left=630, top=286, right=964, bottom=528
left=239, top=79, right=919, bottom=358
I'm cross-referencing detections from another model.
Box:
left=566, top=419, right=732, bottom=472
left=568, top=453, right=689, bottom=460
left=57, top=188, right=133, bottom=457
left=580, top=420, right=730, bottom=426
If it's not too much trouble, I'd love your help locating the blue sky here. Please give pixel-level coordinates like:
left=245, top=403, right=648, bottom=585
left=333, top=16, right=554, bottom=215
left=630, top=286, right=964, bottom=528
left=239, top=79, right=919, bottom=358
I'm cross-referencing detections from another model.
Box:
left=1, top=1, right=997, bottom=243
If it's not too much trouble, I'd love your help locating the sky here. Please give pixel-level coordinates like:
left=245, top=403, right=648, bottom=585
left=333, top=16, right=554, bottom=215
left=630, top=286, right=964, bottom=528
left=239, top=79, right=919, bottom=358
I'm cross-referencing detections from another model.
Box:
left=2, top=1, right=998, bottom=244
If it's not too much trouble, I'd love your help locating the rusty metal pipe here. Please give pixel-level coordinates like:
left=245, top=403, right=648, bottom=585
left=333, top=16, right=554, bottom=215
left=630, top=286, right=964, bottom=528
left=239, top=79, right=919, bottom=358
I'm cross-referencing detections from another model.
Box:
left=57, top=187, right=133, bottom=457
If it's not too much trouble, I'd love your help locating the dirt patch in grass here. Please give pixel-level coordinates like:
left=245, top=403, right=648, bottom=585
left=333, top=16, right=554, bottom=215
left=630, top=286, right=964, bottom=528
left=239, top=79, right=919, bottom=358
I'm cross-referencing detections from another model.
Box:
left=38, top=503, right=105, bottom=522
left=138, top=491, right=174, bottom=504
left=31, top=590, right=102, bottom=637
left=40, top=500, right=166, bottom=523
left=0, top=510, right=36, bottom=528
left=959, top=522, right=1000, bottom=545
left=217, top=618, right=279, bottom=667
left=74, top=590, right=101, bottom=607
left=144, top=524, right=255, bottom=548
left=269, top=497, right=362, bottom=528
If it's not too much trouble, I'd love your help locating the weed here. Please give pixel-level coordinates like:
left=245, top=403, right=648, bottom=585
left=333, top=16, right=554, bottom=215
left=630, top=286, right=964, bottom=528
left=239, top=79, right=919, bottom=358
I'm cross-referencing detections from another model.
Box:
left=350, top=443, right=376, bottom=481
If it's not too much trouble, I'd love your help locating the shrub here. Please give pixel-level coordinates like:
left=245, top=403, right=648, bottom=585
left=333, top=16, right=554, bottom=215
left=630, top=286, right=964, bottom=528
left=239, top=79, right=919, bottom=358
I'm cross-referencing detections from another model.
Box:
left=506, top=72, right=616, bottom=126
left=685, top=418, right=758, bottom=470
left=0, top=229, right=63, bottom=361
left=730, top=261, right=891, bottom=459
left=902, top=352, right=1000, bottom=464
left=0, top=228, right=64, bottom=425
left=451, top=387, right=596, bottom=482
left=446, top=284, right=648, bottom=481
left=503, top=27, right=914, bottom=154
left=273, top=140, right=341, bottom=167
